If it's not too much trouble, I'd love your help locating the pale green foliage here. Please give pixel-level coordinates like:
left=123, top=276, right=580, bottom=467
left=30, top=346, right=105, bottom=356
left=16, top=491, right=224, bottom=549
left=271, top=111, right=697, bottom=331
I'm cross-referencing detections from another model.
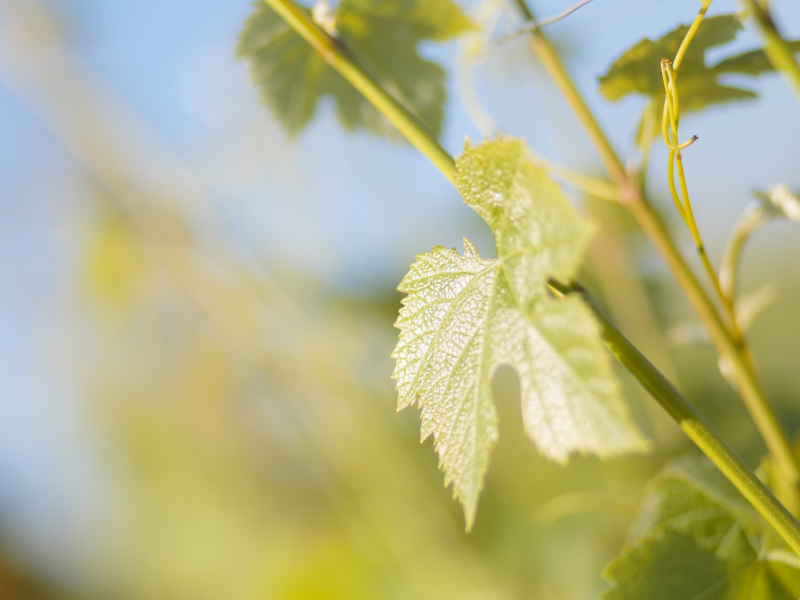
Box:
left=599, top=15, right=749, bottom=107
left=603, top=456, right=800, bottom=599
left=392, top=140, right=647, bottom=528
left=756, top=183, right=800, bottom=222
left=598, top=14, right=800, bottom=143
left=714, top=41, right=800, bottom=77
left=236, top=0, right=470, bottom=139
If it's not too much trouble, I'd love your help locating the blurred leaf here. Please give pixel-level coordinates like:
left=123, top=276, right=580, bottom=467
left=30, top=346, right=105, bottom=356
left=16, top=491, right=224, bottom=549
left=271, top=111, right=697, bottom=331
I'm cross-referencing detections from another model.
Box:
left=603, top=530, right=800, bottom=600
left=603, top=455, right=800, bottom=599
left=237, top=0, right=470, bottom=140
left=714, top=40, right=800, bottom=76
left=392, top=139, right=647, bottom=528
left=629, top=455, right=763, bottom=543
left=599, top=15, right=746, bottom=105
left=598, top=15, right=800, bottom=143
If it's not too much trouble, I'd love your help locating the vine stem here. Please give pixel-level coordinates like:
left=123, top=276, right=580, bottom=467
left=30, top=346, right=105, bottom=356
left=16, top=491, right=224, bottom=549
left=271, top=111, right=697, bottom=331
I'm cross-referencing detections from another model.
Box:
left=496, top=0, right=597, bottom=44
left=719, top=206, right=769, bottom=303
left=259, top=0, right=455, bottom=183
left=739, top=0, right=800, bottom=106
left=548, top=278, right=800, bottom=557
left=660, top=9, right=753, bottom=368
left=262, top=0, right=800, bottom=536
left=512, top=0, right=800, bottom=512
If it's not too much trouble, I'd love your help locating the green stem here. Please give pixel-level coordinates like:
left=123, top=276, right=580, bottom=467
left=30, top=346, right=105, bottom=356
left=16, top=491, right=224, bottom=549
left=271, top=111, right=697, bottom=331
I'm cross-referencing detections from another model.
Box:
left=512, top=0, right=629, bottom=191
left=548, top=278, right=800, bottom=557
left=527, top=150, right=620, bottom=201
left=673, top=0, right=713, bottom=71
left=740, top=0, right=800, bottom=106
left=260, top=0, right=455, bottom=182
left=719, top=206, right=769, bottom=304
left=512, top=0, right=800, bottom=508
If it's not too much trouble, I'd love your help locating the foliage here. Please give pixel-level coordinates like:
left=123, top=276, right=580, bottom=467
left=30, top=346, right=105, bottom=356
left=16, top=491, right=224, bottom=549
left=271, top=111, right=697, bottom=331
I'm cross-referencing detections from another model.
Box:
left=392, top=139, right=646, bottom=528
left=237, top=0, right=470, bottom=140
left=598, top=14, right=800, bottom=142
left=237, top=0, right=800, bottom=594
left=603, top=456, right=800, bottom=599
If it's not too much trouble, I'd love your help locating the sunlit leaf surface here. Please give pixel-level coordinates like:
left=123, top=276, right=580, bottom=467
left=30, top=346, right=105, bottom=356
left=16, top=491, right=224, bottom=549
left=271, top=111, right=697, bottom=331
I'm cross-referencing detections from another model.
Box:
left=392, top=140, right=647, bottom=528
left=237, top=0, right=470, bottom=140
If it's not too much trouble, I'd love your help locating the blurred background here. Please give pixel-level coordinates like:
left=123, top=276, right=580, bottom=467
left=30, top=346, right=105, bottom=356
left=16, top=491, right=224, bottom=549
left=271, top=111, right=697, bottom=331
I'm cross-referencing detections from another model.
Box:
left=0, top=0, right=799, bottom=598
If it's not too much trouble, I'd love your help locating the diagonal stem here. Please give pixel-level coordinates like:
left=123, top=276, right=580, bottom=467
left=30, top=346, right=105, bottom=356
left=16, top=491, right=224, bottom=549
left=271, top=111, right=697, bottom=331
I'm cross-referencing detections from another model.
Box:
left=719, top=206, right=770, bottom=303
left=260, top=0, right=455, bottom=183
left=740, top=0, right=800, bottom=106
left=497, top=0, right=597, bottom=43
left=548, top=278, right=800, bottom=557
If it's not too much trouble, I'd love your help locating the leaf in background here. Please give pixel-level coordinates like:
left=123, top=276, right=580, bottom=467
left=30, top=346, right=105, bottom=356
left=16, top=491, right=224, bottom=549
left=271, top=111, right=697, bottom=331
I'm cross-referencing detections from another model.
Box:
left=599, top=15, right=800, bottom=144
left=603, top=455, right=800, bottom=599
left=237, top=0, right=470, bottom=140
left=714, top=40, right=800, bottom=77
left=599, top=15, right=746, bottom=106
left=392, top=140, right=647, bottom=528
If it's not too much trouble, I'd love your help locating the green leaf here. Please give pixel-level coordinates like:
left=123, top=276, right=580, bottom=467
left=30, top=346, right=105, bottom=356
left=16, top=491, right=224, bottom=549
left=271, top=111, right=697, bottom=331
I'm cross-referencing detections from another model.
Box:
left=604, top=530, right=800, bottom=600
left=600, top=15, right=800, bottom=144
left=629, top=455, right=763, bottom=546
left=714, top=40, right=800, bottom=77
left=237, top=0, right=470, bottom=140
left=392, top=140, right=647, bottom=528
left=598, top=15, right=745, bottom=104
left=603, top=455, right=800, bottom=599
left=599, top=14, right=749, bottom=146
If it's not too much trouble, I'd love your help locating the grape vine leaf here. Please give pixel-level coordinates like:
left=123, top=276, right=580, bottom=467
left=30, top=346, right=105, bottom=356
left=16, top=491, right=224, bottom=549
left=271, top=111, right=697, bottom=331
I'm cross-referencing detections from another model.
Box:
left=392, top=139, right=648, bottom=529
left=714, top=40, right=800, bottom=77
left=598, top=14, right=800, bottom=144
left=603, top=455, right=800, bottom=599
left=237, top=0, right=470, bottom=140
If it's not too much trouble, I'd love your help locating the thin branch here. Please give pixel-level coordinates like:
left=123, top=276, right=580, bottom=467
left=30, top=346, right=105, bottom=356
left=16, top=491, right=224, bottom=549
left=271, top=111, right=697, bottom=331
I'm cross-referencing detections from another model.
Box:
left=260, top=0, right=456, bottom=183
left=719, top=205, right=769, bottom=303
left=497, top=0, right=597, bottom=44
left=549, top=278, right=800, bottom=556
left=526, top=149, right=620, bottom=202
